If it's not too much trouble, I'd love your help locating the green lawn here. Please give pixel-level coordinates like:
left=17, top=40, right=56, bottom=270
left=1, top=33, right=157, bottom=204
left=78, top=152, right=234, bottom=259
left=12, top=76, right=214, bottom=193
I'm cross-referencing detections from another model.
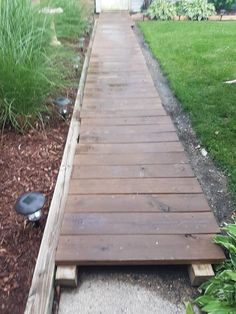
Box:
left=139, top=21, right=236, bottom=202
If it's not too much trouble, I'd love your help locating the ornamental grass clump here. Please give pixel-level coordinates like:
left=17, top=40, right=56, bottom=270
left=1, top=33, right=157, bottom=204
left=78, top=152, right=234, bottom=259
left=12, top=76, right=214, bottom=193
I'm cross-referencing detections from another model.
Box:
left=0, top=0, right=58, bottom=131
left=41, top=0, right=92, bottom=40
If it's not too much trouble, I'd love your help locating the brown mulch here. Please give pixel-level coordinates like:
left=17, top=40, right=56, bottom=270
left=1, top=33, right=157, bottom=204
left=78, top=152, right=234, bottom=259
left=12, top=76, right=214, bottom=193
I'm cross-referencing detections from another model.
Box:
left=0, top=29, right=90, bottom=313
left=0, top=117, right=71, bottom=314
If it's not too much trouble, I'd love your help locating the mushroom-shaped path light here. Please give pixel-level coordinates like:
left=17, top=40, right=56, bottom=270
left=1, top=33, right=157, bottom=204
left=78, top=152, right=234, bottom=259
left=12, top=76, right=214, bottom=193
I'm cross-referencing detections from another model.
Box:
left=15, top=192, right=45, bottom=222
left=40, top=7, right=63, bottom=46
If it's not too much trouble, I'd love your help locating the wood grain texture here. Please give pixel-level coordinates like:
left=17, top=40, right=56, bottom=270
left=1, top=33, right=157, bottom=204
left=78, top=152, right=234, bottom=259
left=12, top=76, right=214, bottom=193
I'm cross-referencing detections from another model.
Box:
left=81, top=124, right=176, bottom=134
left=77, top=142, right=184, bottom=154
left=72, top=164, right=194, bottom=179
left=80, top=109, right=167, bottom=118
left=80, top=132, right=179, bottom=144
left=65, top=194, right=211, bottom=213
left=69, top=178, right=202, bottom=194
left=81, top=116, right=172, bottom=126
left=61, top=212, right=219, bottom=235
left=56, top=234, right=225, bottom=265
left=74, top=152, right=189, bottom=165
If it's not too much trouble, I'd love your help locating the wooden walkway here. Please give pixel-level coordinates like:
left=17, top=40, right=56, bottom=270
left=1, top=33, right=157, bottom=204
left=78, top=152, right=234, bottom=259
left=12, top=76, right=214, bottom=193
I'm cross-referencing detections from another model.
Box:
left=55, top=13, right=224, bottom=272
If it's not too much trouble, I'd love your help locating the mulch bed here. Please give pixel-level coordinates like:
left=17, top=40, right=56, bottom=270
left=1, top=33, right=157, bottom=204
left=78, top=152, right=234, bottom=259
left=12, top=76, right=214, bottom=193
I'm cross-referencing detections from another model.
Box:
left=0, top=119, right=70, bottom=314
left=0, top=37, right=89, bottom=313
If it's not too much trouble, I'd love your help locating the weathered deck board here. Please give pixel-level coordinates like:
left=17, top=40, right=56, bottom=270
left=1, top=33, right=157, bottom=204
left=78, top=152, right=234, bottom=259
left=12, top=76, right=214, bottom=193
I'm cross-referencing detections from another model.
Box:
left=56, top=235, right=225, bottom=265
left=72, top=164, right=194, bottom=179
left=61, top=212, right=219, bottom=235
left=77, top=142, right=184, bottom=154
left=64, top=194, right=211, bottom=213
left=55, top=12, right=224, bottom=268
left=74, top=152, right=189, bottom=165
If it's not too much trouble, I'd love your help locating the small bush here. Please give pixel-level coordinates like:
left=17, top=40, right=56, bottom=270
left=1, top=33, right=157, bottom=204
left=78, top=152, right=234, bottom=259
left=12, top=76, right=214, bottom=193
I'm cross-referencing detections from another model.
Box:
left=185, top=0, right=216, bottom=20
left=147, top=0, right=176, bottom=20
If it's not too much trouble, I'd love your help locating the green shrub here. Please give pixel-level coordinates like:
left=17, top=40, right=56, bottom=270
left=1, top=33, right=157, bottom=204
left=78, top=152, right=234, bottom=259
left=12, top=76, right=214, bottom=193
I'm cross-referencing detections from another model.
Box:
left=0, top=0, right=58, bottom=131
left=175, top=0, right=188, bottom=19
left=185, top=0, right=216, bottom=20
left=147, top=0, right=176, bottom=20
left=187, top=219, right=236, bottom=313
left=209, top=0, right=234, bottom=11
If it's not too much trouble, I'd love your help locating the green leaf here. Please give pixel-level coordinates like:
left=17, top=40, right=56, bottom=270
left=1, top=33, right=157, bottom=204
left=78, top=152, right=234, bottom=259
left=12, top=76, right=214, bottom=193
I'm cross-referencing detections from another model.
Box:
left=185, top=302, right=196, bottom=314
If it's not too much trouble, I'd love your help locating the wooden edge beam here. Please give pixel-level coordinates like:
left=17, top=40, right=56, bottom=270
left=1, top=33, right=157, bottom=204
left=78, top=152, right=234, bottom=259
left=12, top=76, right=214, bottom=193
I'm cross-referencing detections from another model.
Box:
left=188, top=264, right=215, bottom=287
left=55, top=266, right=78, bottom=288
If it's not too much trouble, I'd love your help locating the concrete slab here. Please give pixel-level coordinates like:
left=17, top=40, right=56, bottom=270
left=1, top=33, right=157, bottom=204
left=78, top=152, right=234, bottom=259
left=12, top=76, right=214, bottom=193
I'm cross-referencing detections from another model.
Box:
left=59, top=266, right=196, bottom=314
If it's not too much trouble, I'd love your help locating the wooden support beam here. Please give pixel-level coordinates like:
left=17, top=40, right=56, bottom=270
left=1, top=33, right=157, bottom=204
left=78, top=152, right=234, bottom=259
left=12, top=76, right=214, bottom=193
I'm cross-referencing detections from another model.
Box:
left=55, top=266, right=78, bottom=288
left=188, top=264, right=215, bottom=287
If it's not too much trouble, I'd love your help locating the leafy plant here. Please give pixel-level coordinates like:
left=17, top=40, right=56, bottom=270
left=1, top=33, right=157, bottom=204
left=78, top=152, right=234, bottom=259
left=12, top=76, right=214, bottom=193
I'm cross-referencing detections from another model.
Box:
left=175, top=0, right=188, bottom=20
left=209, top=0, right=234, bottom=11
left=185, top=0, right=216, bottom=21
left=147, top=0, right=176, bottom=20
left=186, top=219, right=236, bottom=313
left=0, top=0, right=58, bottom=131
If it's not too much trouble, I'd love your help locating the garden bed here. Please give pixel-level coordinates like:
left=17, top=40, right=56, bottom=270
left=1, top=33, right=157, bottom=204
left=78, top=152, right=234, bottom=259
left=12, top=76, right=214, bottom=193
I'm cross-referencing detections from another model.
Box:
left=0, top=1, right=93, bottom=313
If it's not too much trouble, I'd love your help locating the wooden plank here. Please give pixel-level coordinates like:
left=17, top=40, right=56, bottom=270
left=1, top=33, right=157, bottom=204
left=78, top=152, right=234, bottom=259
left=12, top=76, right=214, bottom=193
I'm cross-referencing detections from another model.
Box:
left=88, top=64, right=148, bottom=72
left=188, top=264, right=215, bottom=286
left=81, top=124, right=175, bottom=134
left=80, top=109, right=167, bottom=118
left=82, top=100, right=162, bottom=109
left=81, top=116, right=172, bottom=126
left=80, top=132, right=179, bottom=144
left=69, top=178, right=202, bottom=194
left=74, top=152, right=189, bottom=165
left=82, top=97, right=161, bottom=105
left=83, top=103, right=161, bottom=110
left=61, top=212, right=219, bottom=235
left=72, top=164, right=194, bottom=179
left=83, top=91, right=158, bottom=98
left=56, top=234, right=225, bottom=265
left=77, top=142, right=184, bottom=154
left=55, top=266, right=78, bottom=288
left=86, top=76, right=153, bottom=84
left=65, top=194, right=211, bottom=213
left=25, top=18, right=98, bottom=314
left=83, top=89, right=158, bottom=98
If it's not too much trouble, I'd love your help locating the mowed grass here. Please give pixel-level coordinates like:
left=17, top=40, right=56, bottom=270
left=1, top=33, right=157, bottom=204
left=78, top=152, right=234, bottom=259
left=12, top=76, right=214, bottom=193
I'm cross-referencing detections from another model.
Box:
left=139, top=21, right=236, bottom=201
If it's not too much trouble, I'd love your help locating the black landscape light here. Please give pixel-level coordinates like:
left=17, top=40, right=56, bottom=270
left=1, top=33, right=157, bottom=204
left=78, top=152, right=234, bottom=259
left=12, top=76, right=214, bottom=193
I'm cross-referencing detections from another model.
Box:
left=53, top=97, right=71, bottom=118
left=15, top=192, right=45, bottom=222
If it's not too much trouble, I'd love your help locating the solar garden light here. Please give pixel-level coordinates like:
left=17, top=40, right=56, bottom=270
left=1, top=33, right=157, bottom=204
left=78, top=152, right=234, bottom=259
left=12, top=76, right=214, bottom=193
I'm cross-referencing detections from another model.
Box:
left=40, top=7, right=63, bottom=46
left=15, top=192, right=45, bottom=224
left=79, top=37, right=85, bottom=51
left=53, top=97, right=71, bottom=118
left=73, top=55, right=81, bottom=75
